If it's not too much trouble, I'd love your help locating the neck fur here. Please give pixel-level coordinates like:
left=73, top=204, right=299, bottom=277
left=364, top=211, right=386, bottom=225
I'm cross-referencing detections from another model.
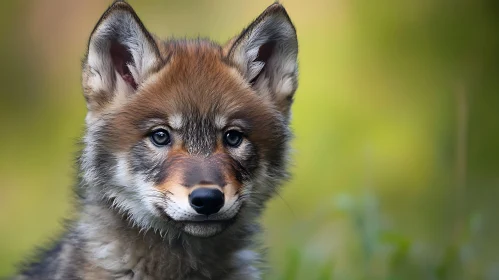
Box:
left=76, top=195, right=260, bottom=279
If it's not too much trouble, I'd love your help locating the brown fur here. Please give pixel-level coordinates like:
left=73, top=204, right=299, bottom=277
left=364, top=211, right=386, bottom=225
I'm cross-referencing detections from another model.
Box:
left=17, top=1, right=298, bottom=279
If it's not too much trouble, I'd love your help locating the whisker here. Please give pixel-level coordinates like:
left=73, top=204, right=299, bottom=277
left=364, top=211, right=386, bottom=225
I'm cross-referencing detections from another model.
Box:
left=276, top=192, right=296, bottom=219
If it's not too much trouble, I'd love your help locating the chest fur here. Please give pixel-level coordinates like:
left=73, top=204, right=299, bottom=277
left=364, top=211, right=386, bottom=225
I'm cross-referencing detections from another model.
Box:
left=79, top=224, right=259, bottom=279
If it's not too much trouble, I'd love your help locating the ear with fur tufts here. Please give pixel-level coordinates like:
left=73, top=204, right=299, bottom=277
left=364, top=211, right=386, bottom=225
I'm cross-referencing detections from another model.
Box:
left=225, top=3, right=298, bottom=117
left=82, top=1, right=162, bottom=113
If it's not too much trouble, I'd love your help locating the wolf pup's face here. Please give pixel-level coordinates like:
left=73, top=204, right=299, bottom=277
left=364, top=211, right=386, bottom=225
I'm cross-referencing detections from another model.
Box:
left=80, top=1, right=298, bottom=238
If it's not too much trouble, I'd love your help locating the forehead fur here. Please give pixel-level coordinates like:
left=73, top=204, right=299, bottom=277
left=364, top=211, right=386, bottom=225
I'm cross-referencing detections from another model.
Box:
left=106, top=39, right=288, bottom=156
left=145, top=39, right=256, bottom=114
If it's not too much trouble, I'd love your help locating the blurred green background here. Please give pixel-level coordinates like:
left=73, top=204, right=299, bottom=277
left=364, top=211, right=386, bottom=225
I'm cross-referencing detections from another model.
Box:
left=1, top=0, right=499, bottom=279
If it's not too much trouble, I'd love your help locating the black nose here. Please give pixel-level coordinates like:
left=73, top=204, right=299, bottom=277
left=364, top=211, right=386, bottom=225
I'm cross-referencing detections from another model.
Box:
left=189, top=188, right=224, bottom=216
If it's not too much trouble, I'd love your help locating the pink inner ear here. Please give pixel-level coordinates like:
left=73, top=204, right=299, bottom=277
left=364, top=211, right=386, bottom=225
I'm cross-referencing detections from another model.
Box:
left=249, top=41, right=276, bottom=85
left=110, top=41, right=138, bottom=90
left=255, top=41, right=276, bottom=63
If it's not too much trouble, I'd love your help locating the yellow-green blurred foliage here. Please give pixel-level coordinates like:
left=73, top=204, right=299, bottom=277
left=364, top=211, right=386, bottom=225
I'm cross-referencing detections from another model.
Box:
left=1, top=0, right=498, bottom=279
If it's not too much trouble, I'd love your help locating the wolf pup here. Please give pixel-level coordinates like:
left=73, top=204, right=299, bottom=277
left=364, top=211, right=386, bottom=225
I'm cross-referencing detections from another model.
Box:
left=17, top=1, right=298, bottom=279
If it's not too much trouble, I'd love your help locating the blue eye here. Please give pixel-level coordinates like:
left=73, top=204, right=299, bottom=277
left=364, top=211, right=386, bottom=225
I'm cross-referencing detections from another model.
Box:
left=150, top=129, right=170, bottom=146
left=224, top=130, right=243, bottom=147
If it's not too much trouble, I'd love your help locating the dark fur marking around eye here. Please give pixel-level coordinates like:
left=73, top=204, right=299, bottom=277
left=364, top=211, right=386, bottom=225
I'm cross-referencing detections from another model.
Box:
left=226, top=143, right=259, bottom=183
left=19, top=2, right=298, bottom=278
left=129, top=142, right=165, bottom=182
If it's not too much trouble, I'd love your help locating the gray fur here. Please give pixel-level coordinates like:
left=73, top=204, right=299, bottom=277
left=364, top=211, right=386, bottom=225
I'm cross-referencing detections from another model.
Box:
left=227, top=4, right=299, bottom=115
left=15, top=2, right=297, bottom=279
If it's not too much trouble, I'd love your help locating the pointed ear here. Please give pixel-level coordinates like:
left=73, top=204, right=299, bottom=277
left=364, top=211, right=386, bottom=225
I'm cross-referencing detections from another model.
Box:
left=225, top=3, right=298, bottom=117
left=82, top=1, right=162, bottom=113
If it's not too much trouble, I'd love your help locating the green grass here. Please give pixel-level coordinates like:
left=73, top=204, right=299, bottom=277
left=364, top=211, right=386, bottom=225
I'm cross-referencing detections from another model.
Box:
left=1, top=0, right=499, bottom=278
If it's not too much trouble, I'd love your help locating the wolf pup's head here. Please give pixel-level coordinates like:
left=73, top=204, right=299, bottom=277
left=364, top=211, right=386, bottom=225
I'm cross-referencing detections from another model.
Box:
left=80, top=1, right=298, bottom=238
